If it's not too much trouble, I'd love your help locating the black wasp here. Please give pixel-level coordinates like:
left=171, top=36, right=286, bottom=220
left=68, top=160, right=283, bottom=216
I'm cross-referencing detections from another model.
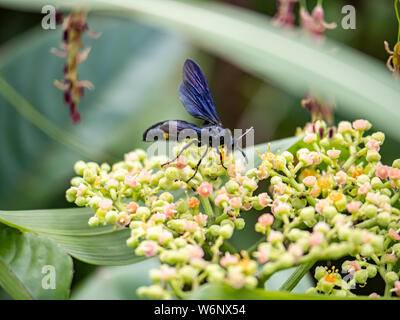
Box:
left=143, top=59, right=252, bottom=183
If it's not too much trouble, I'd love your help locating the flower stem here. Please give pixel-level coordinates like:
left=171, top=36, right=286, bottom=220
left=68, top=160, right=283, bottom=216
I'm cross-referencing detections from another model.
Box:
left=201, top=197, right=214, bottom=220
left=279, top=260, right=316, bottom=292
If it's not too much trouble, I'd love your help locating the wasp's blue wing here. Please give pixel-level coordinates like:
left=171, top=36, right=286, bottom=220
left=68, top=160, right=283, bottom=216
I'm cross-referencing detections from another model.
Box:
left=143, top=120, right=201, bottom=142
left=179, top=59, right=222, bottom=126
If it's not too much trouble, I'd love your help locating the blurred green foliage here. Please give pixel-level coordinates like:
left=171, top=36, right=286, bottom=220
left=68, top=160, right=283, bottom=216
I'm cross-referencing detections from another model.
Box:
left=0, top=0, right=398, bottom=299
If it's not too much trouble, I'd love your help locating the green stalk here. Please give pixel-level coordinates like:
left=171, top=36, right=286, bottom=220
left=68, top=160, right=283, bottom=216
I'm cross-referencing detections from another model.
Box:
left=200, top=197, right=214, bottom=220
left=279, top=260, right=316, bottom=292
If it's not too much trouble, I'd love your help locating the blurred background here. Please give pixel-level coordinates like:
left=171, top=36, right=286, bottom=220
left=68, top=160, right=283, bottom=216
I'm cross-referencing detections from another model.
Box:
left=0, top=0, right=397, bottom=298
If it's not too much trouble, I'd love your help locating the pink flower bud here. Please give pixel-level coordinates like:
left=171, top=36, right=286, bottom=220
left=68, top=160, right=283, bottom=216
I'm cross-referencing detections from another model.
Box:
left=160, top=265, right=176, bottom=281
left=310, top=151, right=322, bottom=165
left=288, top=243, right=303, bottom=260
left=338, top=122, right=352, bottom=133
left=197, top=182, right=213, bottom=198
left=126, top=201, right=138, bottom=214
left=315, top=199, right=329, bottom=214
left=176, top=155, right=186, bottom=169
left=188, top=245, right=204, bottom=260
left=303, top=175, right=317, bottom=187
left=254, top=246, right=269, bottom=264
left=303, top=133, right=317, bottom=143
left=229, top=197, right=242, bottom=208
left=358, top=182, right=371, bottom=195
left=98, top=199, right=113, bottom=210
left=309, top=231, right=323, bottom=246
left=375, top=165, right=389, bottom=180
left=151, top=212, right=166, bottom=222
left=116, top=212, right=131, bottom=227
left=366, top=139, right=380, bottom=152
left=136, top=170, right=152, bottom=183
left=158, top=230, right=173, bottom=245
left=258, top=213, right=274, bottom=227
left=327, top=149, right=341, bottom=159
left=335, top=171, right=347, bottom=185
left=366, top=192, right=379, bottom=205
left=389, top=167, right=400, bottom=180
left=124, top=151, right=139, bottom=162
left=194, top=213, right=208, bottom=225
left=298, top=152, right=313, bottom=166
left=184, top=220, right=199, bottom=232
left=220, top=253, right=239, bottom=267
left=164, top=203, right=177, bottom=218
left=347, top=261, right=361, bottom=273
left=267, top=230, right=283, bottom=243
left=369, top=292, right=380, bottom=298
left=258, top=193, right=271, bottom=207
left=346, top=201, right=361, bottom=213
left=124, top=175, right=138, bottom=188
left=215, top=194, right=229, bottom=207
left=394, top=281, right=400, bottom=297
left=389, top=228, right=400, bottom=241
left=353, top=119, right=368, bottom=130
left=142, top=240, right=158, bottom=257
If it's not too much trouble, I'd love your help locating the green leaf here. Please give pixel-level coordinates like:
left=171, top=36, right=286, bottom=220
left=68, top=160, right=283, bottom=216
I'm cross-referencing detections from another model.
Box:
left=0, top=224, right=73, bottom=300
left=188, top=284, right=388, bottom=300
left=0, top=208, right=143, bottom=266
left=71, top=258, right=159, bottom=300
left=0, top=17, right=191, bottom=210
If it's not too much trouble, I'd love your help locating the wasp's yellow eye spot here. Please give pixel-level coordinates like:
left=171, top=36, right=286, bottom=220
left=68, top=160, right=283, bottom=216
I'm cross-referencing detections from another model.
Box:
left=163, top=133, right=169, bottom=139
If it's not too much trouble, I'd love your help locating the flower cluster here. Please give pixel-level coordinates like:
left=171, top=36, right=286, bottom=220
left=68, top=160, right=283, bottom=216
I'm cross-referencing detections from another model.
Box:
left=52, top=10, right=100, bottom=123
left=253, top=120, right=400, bottom=297
left=66, top=119, right=400, bottom=298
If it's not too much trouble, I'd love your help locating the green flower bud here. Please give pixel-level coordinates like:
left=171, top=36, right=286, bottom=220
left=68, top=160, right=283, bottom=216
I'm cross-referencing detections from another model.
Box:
left=393, top=243, right=400, bottom=257
left=180, top=265, right=198, bottom=282
left=360, top=244, right=374, bottom=257
left=371, top=177, right=383, bottom=189
left=270, top=176, right=282, bottom=185
left=149, top=269, right=162, bottom=282
left=100, top=163, right=111, bottom=172
left=306, top=287, right=319, bottom=295
left=165, top=167, right=179, bottom=181
left=219, top=225, right=234, bottom=239
left=208, top=225, right=220, bottom=237
left=357, top=174, right=370, bottom=185
left=88, top=216, right=99, bottom=227
left=167, top=219, right=185, bottom=233
left=282, top=151, right=294, bottom=163
left=221, top=219, right=234, bottom=228
left=135, top=149, right=147, bottom=161
left=392, top=159, right=400, bottom=169
left=159, top=192, right=174, bottom=203
left=385, top=271, right=399, bottom=284
left=105, top=210, right=118, bottom=224
left=158, top=177, right=173, bottom=190
left=370, top=235, right=384, bottom=251
left=129, top=221, right=142, bottom=229
left=126, top=237, right=138, bottom=248
left=364, top=204, right=377, bottom=219
left=74, top=160, right=86, bottom=175
left=234, top=218, right=245, bottom=230
left=291, top=197, right=307, bottom=210
left=377, top=211, right=391, bottom=227
left=136, top=207, right=151, bottom=220
left=83, top=167, right=97, bottom=183
left=366, top=265, right=377, bottom=278
left=380, top=188, right=392, bottom=197
left=176, top=199, right=189, bottom=214
left=314, top=266, right=326, bottom=280
left=66, top=187, right=77, bottom=202
left=300, top=207, right=315, bottom=222
left=371, top=131, right=385, bottom=142
left=333, top=290, right=348, bottom=297
left=71, top=177, right=85, bottom=186
left=323, top=206, right=337, bottom=220
left=278, top=253, right=295, bottom=268
left=366, top=150, right=381, bottom=162
left=225, top=180, right=240, bottom=194
left=246, top=168, right=258, bottom=180
left=75, top=196, right=87, bottom=207
left=245, top=276, right=258, bottom=289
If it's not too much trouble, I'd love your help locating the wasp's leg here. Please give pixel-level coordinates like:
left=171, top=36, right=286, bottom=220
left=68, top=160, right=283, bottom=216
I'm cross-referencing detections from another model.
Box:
left=161, top=140, right=197, bottom=167
left=186, top=145, right=209, bottom=183
left=237, top=147, right=248, bottom=164
left=216, top=146, right=227, bottom=169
